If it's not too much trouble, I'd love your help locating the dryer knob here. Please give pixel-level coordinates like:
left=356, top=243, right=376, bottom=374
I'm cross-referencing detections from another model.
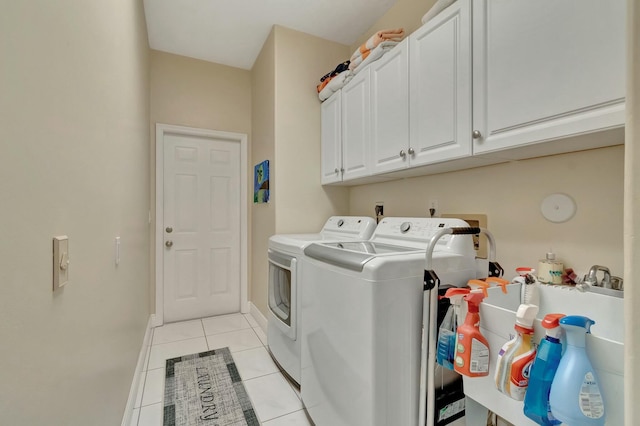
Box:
left=337, top=219, right=344, bottom=227
left=400, top=222, right=411, bottom=233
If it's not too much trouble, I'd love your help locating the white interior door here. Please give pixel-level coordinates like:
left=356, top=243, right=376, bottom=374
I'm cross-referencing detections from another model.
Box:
left=163, top=132, right=241, bottom=323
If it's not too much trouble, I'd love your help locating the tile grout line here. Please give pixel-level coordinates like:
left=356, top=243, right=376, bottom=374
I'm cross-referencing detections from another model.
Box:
left=261, top=408, right=308, bottom=425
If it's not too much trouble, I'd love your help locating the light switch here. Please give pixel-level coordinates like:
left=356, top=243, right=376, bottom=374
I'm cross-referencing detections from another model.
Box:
left=115, top=236, right=121, bottom=266
left=53, top=235, right=69, bottom=290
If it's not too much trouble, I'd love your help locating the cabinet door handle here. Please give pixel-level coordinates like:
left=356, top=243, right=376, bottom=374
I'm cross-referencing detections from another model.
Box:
left=399, top=150, right=406, bottom=158
left=334, top=168, right=339, bottom=174
left=472, top=130, right=482, bottom=139
left=165, top=240, right=173, bottom=248
left=408, top=147, right=415, bottom=155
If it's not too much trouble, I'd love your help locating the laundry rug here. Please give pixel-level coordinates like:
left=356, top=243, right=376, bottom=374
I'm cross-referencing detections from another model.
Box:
left=163, top=347, right=259, bottom=426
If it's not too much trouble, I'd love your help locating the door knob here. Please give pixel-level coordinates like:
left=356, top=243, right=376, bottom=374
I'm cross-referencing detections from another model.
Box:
left=408, top=147, right=415, bottom=155
left=399, top=150, right=406, bottom=158
left=166, top=227, right=173, bottom=233
left=165, top=240, right=173, bottom=248
left=334, top=168, right=339, bottom=174
left=472, top=130, right=482, bottom=139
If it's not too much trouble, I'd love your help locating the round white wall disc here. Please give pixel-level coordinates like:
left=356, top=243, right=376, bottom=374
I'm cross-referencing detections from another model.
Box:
left=540, top=193, right=576, bottom=223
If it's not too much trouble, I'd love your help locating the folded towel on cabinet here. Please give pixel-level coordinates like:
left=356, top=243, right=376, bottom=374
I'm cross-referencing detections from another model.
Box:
left=319, top=70, right=353, bottom=101
left=349, top=41, right=399, bottom=75
left=349, top=28, right=405, bottom=66
left=317, top=60, right=350, bottom=93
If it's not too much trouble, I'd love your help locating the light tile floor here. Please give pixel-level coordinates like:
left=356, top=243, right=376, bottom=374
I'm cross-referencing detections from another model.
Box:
left=131, top=313, right=312, bottom=426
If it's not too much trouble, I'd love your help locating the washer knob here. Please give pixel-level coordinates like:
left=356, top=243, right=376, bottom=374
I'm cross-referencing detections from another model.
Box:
left=400, top=222, right=411, bottom=233
left=337, top=219, right=344, bottom=227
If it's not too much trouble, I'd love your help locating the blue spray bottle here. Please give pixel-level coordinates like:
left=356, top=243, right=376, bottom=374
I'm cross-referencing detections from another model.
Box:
left=549, top=316, right=605, bottom=425
left=523, top=313, right=565, bottom=425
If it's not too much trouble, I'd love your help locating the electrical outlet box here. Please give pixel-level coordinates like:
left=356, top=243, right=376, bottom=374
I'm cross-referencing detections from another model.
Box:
left=53, top=236, right=69, bottom=290
left=428, top=199, right=439, bottom=217
left=442, top=214, right=488, bottom=258
left=375, top=202, right=384, bottom=217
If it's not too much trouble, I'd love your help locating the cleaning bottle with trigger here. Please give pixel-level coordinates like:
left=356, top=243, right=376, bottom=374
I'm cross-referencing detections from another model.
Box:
left=513, top=266, right=540, bottom=307
left=494, top=303, right=539, bottom=400
left=549, top=316, right=605, bottom=425
left=486, top=276, right=510, bottom=294
left=523, top=313, right=565, bottom=426
left=454, top=290, right=490, bottom=377
left=437, top=288, right=470, bottom=370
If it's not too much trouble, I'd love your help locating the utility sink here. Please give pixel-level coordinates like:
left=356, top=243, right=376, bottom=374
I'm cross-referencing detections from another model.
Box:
left=462, top=282, right=624, bottom=426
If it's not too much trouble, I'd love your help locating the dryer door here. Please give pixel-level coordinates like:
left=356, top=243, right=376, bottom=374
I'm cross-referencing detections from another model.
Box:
left=268, top=249, right=297, bottom=339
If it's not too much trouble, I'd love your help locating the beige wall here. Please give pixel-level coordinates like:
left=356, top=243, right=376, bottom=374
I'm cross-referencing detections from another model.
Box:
left=350, top=0, right=436, bottom=52
left=350, top=145, right=624, bottom=279
left=624, top=0, right=640, bottom=423
left=0, top=1, right=150, bottom=424
left=251, top=30, right=277, bottom=315
left=249, top=26, right=350, bottom=316
left=149, top=51, right=252, bottom=310
left=273, top=26, right=350, bottom=234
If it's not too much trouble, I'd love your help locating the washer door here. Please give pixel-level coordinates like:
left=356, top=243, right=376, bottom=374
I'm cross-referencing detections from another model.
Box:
left=268, top=249, right=297, bottom=339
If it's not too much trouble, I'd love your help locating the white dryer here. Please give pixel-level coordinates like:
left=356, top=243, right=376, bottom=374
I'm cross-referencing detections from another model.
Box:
left=300, top=217, right=477, bottom=426
left=267, top=216, right=377, bottom=385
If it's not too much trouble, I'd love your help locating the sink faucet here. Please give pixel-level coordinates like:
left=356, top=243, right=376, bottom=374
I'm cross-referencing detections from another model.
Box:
left=584, top=265, right=612, bottom=288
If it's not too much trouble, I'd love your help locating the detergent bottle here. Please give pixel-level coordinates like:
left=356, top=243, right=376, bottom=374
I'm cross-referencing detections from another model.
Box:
left=549, top=316, right=605, bottom=425
left=437, top=288, right=470, bottom=370
left=454, top=290, right=489, bottom=377
left=523, top=313, right=565, bottom=426
left=494, top=303, right=539, bottom=400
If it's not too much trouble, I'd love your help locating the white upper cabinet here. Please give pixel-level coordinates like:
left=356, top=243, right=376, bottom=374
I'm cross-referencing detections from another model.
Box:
left=320, top=91, right=343, bottom=185
left=319, top=0, right=625, bottom=185
left=471, top=0, right=626, bottom=155
left=370, top=39, right=410, bottom=174
left=409, top=0, right=472, bottom=166
left=341, top=70, right=372, bottom=181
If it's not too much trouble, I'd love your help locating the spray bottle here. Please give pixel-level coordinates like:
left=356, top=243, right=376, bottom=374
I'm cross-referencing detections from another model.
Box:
left=549, top=316, right=605, bottom=425
left=454, top=290, right=489, bottom=377
left=513, top=267, right=540, bottom=307
left=523, top=313, right=565, bottom=426
left=494, top=304, right=539, bottom=400
left=437, top=288, right=470, bottom=370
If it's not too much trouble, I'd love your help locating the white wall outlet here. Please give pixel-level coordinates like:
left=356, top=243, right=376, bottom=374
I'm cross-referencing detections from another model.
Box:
left=53, top=235, right=69, bottom=290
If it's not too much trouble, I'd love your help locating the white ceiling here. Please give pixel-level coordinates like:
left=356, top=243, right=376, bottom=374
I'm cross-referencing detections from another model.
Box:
left=143, top=0, right=398, bottom=70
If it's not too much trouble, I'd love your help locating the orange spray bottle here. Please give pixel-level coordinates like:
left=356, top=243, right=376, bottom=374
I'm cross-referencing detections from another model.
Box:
left=454, top=290, right=490, bottom=377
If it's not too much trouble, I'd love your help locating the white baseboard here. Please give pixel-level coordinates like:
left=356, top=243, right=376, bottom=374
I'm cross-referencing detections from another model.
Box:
left=249, top=302, right=268, bottom=333
left=121, top=314, right=155, bottom=426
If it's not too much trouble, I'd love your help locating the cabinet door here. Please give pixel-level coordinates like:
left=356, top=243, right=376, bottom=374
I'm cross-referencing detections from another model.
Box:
left=371, top=39, right=410, bottom=174
left=472, top=0, right=625, bottom=155
left=320, top=91, right=343, bottom=184
left=409, top=0, right=472, bottom=166
left=341, top=70, right=371, bottom=181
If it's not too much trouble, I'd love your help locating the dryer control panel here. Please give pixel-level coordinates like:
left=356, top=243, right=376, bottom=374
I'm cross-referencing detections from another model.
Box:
left=322, top=216, right=377, bottom=239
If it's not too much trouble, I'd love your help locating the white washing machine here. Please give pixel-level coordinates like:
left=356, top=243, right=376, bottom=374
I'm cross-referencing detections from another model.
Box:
left=300, top=217, right=477, bottom=426
left=267, top=216, right=377, bottom=385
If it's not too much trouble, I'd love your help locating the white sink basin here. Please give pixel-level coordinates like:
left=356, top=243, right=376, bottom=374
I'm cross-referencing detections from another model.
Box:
left=462, top=282, right=624, bottom=426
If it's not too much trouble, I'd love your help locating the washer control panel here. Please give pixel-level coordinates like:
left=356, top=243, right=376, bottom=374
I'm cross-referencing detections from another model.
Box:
left=372, top=217, right=475, bottom=253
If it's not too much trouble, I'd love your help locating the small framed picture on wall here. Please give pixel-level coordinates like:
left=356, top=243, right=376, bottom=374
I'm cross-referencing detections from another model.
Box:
left=254, top=160, right=270, bottom=203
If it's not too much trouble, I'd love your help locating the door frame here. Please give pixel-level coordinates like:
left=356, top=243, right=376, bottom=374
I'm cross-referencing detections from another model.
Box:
left=154, top=123, right=249, bottom=326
